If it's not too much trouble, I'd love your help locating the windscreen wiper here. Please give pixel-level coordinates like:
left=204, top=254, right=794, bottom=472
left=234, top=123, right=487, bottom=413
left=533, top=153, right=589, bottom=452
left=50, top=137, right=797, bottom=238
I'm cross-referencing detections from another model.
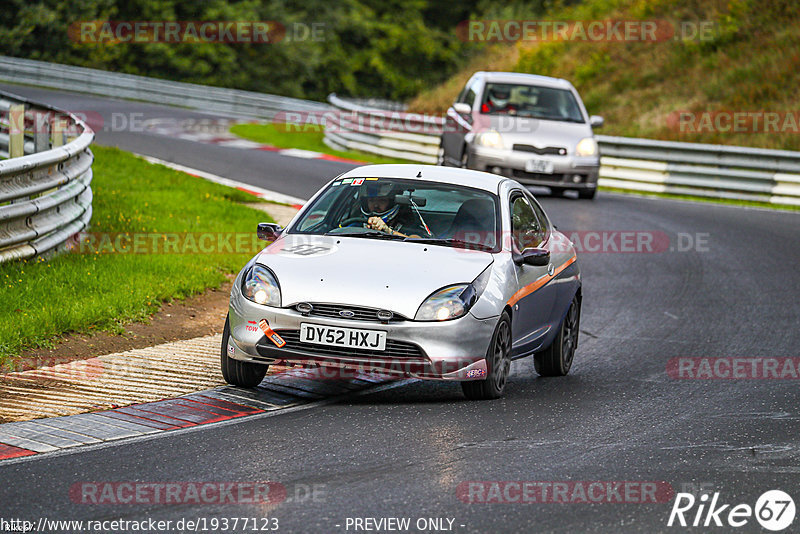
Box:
left=403, top=237, right=494, bottom=251
left=324, top=229, right=405, bottom=240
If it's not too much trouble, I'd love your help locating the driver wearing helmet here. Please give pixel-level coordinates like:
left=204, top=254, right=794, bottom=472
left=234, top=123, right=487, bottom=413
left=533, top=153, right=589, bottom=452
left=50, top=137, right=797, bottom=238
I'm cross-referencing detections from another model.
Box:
left=361, top=183, right=428, bottom=238
left=483, top=84, right=516, bottom=114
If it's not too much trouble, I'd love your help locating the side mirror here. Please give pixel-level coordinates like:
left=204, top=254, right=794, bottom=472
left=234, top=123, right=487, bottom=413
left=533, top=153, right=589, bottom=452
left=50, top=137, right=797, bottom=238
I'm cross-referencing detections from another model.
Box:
left=453, top=102, right=471, bottom=116
left=257, top=222, right=283, bottom=241
left=590, top=115, right=604, bottom=129
left=514, top=248, right=550, bottom=267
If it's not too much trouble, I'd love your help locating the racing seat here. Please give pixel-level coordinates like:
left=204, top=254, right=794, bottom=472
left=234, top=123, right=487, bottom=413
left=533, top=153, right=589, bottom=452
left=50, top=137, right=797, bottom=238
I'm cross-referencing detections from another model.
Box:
left=444, top=199, right=496, bottom=248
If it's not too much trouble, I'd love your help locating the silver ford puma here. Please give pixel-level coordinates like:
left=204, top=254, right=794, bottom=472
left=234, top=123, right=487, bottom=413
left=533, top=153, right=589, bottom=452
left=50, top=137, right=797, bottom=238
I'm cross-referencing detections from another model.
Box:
left=222, top=164, right=582, bottom=400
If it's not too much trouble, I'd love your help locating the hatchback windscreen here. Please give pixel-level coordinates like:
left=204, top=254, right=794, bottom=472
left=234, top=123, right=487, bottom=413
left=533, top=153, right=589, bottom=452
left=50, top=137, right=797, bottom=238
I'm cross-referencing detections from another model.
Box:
left=290, top=178, right=500, bottom=251
left=481, top=83, right=585, bottom=123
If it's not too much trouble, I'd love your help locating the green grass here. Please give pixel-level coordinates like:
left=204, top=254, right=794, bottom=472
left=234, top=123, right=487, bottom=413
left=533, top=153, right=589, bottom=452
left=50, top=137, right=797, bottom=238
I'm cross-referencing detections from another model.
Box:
left=229, top=122, right=416, bottom=165
left=0, top=146, right=271, bottom=367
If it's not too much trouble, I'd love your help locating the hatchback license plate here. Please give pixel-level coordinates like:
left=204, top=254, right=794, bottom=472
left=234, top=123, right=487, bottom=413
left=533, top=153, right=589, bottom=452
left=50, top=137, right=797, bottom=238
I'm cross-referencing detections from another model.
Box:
left=525, top=158, right=554, bottom=174
left=300, top=323, right=387, bottom=351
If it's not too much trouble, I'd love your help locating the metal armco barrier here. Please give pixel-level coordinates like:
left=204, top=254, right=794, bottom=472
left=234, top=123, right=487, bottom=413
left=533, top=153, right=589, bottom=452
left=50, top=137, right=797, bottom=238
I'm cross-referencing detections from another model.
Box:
left=324, top=95, right=800, bottom=206
left=324, top=94, right=442, bottom=164
left=597, top=136, right=800, bottom=205
left=0, top=90, right=94, bottom=263
left=0, top=55, right=329, bottom=120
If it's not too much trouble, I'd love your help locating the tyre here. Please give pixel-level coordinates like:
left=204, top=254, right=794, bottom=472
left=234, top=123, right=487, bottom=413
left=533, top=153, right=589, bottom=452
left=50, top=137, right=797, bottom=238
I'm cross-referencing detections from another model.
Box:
left=461, top=311, right=512, bottom=400
left=534, top=296, right=580, bottom=376
left=550, top=187, right=567, bottom=197
left=220, top=315, right=268, bottom=388
left=578, top=188, right=597, bottom=200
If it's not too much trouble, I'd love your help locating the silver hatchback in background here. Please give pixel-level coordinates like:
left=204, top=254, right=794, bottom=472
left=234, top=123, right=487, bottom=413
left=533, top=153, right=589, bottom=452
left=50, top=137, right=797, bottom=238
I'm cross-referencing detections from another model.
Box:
left=440, top=71, right=603, bottom=199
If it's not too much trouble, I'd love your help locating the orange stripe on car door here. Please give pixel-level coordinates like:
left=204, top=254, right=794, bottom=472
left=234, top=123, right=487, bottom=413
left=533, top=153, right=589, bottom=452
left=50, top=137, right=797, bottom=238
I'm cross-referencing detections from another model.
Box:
left=507, top=254, right=577, bottom=307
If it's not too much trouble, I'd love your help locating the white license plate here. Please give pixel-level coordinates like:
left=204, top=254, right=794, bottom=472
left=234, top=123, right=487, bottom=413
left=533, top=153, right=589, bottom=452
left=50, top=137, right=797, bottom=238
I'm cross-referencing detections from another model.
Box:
left=300, top=323, right=387, bottom=351
left=525, top=158, right=554, bottom=174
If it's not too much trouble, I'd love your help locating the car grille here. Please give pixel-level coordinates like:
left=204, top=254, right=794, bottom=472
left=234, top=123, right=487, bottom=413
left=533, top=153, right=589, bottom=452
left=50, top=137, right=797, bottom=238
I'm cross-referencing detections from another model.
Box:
left=298, top=303, right=406, bottom=323
left=512, top=144, right=567, bottom=155
left=262, top=330, right=426, bottom=360
left=512, top=169, right=566, bottom=182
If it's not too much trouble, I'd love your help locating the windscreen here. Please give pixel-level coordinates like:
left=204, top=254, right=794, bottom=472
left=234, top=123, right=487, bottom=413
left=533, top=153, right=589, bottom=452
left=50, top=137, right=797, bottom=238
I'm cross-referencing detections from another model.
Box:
left=481, top=83, right=585, bottom=122
left=290, top=178, right=500, bottom=250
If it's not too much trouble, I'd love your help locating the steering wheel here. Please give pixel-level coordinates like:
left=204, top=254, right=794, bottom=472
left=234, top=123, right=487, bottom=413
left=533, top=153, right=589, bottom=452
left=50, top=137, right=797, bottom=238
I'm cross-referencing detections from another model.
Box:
left=339, top=216, right=369, bottom=227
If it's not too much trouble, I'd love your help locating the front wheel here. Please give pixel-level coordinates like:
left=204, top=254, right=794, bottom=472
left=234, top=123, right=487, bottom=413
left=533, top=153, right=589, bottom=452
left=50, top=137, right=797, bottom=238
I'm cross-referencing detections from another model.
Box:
left=534, top=296, right=580, bottom=376
left=578, top=188, right=597, bottom=200
left=220, top=315, right=268, bottom=388
left=461, top=312, right=512, bottom=400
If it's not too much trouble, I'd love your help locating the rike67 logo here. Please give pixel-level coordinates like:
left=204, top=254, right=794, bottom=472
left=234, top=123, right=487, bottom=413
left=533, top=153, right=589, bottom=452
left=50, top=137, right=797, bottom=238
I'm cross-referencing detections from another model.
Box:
left=668, top=490, right=795, bottom=531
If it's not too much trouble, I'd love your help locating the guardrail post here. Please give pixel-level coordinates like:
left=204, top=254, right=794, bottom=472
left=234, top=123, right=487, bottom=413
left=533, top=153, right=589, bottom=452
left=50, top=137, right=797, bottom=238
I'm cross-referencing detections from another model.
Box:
left=33, top=110, right=50, bottom=153
left=8, top=104, right=25, bottom=158
left=52, top=119, right=66, bottom=147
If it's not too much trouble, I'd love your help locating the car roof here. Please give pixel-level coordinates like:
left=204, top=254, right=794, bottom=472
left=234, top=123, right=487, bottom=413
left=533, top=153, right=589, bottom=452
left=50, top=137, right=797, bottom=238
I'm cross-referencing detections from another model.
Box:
left=339, top=164, right=507, bottom=193
left=474, top=71, right=573, bottom=89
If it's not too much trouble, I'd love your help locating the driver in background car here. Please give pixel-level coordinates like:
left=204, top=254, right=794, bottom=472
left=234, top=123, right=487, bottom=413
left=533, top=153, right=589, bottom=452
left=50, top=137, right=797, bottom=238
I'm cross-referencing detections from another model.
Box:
left=482, top=84, right=517, bottom=114
left=360, top=182, right=430, bottom=238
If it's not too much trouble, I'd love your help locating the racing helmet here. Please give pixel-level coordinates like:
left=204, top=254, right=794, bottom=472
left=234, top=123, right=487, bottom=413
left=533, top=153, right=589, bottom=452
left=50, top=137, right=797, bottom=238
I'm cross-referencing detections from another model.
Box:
left=359, top=182, right=400, bottom=224
left=488, top=85, right=511, bottom=108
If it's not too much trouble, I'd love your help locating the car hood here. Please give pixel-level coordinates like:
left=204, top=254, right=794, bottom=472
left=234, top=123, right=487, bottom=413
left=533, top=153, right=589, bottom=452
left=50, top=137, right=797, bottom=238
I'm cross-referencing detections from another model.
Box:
left=485, top=116, right=594, bottom=152
left=256, top=234, right=494, bottom=318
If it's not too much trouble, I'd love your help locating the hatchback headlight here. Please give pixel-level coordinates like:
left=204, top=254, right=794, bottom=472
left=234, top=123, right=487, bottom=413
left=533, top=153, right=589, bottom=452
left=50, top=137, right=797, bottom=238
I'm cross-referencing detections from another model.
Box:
left=575, top=137, right=598, bottom=157
left=475, top=129, right=505, bottom=150
left=241, top=264, right=281, bottom=306
left=415, top=265, right=491, bottom=321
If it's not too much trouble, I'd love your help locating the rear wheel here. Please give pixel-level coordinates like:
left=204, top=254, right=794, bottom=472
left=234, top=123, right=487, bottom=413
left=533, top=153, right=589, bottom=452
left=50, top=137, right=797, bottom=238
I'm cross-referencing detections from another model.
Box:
left=220, top=315, right=268, bottom=387
left=534, top=296, right=580, bottom=376
left=461, top=312, right=512, bottom=400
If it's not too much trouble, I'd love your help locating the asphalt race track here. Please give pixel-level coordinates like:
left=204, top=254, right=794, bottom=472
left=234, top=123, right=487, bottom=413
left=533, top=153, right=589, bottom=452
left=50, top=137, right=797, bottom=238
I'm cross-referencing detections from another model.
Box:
left=1, top=83, right=799, bottom=533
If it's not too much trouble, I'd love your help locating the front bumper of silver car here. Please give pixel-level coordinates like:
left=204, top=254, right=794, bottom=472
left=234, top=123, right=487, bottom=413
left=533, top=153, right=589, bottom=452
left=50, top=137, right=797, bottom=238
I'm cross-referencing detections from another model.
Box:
left=469, top=145, right=599, bottom=189
left=227, top=288, right=498, bottom=381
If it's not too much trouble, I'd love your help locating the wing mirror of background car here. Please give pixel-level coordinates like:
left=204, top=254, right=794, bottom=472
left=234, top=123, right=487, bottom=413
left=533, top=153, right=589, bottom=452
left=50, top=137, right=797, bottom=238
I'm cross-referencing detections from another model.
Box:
left=590, top=115, right=604, bottom=128
left=514, top=248, right=551, bottom=267
left=394, top=195, right=427, bottom=207
left=257, top=222, right=283, bottom=241
left=453, top=102, right=471, bottom=117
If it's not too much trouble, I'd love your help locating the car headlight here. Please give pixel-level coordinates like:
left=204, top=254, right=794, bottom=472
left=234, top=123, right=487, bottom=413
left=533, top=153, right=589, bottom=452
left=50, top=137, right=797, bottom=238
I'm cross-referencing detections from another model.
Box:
left=575, top=137, right=598, bottom=157
left=415, top=265, right=491, bottom=321
left=241, top=264, right=281, bottom=306
left=475, top=129, right=504, bottom=150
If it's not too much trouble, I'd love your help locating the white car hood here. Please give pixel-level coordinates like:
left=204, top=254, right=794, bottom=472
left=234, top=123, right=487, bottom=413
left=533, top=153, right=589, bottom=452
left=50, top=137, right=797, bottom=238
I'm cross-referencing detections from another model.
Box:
left=256, top=234, right=494, bottom=318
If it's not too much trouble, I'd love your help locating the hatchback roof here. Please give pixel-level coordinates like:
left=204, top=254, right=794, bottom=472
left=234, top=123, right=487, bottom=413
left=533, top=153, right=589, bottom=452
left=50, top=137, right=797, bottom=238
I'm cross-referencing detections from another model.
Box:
left=340, top=164, right=507, bottom=192
left=474, top=71, right=573, bottom=89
